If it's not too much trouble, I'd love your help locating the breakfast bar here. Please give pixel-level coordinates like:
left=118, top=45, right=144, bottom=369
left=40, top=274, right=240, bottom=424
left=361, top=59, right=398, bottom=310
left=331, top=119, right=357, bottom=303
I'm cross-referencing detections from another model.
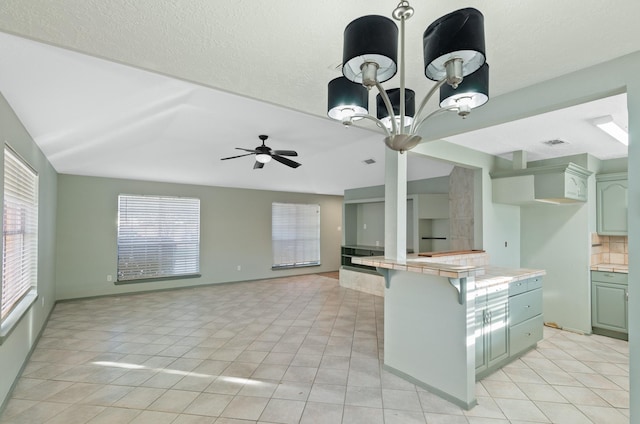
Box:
left=352, top=251, right=545, bottom=409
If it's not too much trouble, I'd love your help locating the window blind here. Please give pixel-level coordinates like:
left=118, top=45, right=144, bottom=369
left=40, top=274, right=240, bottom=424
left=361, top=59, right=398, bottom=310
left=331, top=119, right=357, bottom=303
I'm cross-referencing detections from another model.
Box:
left=117, top=194, right=200, bottom=282
left=272, top=202, right=320, bottom=269
left=2, top=147, right=39, bottom=322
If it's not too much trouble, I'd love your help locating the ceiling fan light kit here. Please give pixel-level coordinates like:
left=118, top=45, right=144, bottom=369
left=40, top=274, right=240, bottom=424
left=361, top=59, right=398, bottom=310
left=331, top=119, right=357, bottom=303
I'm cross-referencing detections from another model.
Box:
left=221, top=135, right=301, bottom=169
left=327, top=1, right=490, bottom=152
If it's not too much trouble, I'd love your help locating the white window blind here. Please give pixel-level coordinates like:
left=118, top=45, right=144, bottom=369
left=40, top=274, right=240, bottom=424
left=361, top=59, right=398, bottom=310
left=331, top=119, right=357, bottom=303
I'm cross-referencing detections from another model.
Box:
left=2, top=147, right=38, bottom=322
left=117, top=194, right=200, bottom=282
left=272, top=202, right=320, bottom=269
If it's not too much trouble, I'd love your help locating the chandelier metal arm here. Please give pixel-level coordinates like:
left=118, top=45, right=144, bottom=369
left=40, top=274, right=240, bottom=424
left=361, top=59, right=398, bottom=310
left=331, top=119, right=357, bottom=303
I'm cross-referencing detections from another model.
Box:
left=399, top=12, right=407, bottom=136
left=410, top=77, right=447, bottom=134
left=375, top=81, right=399, bottom=135
left=413, top=106, right=459, bottom=133
left=344, top=113, right=392, bottom=137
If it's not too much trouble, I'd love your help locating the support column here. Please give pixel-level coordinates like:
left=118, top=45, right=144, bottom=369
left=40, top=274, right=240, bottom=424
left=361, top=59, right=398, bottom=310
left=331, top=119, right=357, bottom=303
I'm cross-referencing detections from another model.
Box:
left=384, top=148, right=407, bottom=262
left=626, top=80, right=639, bottom=422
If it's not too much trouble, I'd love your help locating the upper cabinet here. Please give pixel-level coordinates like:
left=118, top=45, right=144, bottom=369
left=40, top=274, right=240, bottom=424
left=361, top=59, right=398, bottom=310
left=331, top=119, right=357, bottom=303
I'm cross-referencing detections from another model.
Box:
left=596, top=173, right=628, bottom=236
left=491, top=163, right=592, bottom=205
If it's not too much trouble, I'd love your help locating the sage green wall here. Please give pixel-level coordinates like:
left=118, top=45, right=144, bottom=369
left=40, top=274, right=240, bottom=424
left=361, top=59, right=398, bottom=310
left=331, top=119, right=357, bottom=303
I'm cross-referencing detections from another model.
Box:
left=626, top=76, right=640, bottom=421
left=55, top=174, right=343, bottom=300
left=520, top=202, right=591, bottom=332
left=345, top=176, right=448, bottom=248
left=0, top=93, right=58, bottom=409
left=412, top=141, right=522, bottom=267
left=343, top=176, right=450, bottom=201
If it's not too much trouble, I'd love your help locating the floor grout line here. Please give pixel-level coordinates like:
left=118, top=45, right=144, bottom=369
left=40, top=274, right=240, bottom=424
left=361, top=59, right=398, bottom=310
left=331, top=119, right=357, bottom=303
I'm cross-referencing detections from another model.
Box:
left=0, top=273, right=629, bottom=423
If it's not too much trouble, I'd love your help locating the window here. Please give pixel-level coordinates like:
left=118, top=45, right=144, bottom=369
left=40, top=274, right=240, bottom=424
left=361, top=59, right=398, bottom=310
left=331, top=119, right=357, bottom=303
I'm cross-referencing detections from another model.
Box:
left=272, top=202, right=320, bottom=269
left=117, top=194, right=200, bottom=282
left=1, top=147, right=38, bottom=324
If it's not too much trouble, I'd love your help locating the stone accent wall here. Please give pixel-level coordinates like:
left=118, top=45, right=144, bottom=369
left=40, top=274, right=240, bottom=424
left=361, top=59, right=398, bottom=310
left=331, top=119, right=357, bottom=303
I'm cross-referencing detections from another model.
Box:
left=449, top=166, right=475, bottom=251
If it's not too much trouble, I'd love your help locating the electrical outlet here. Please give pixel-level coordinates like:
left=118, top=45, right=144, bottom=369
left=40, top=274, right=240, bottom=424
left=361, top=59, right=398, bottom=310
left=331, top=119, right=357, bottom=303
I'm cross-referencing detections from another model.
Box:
left=363, top=223, right=367, bottom=230
left=41, top=296, right=45, bottom=307
left=107, top=274, right=113, bottom=282
left=237, top=265, right=241, bottom=271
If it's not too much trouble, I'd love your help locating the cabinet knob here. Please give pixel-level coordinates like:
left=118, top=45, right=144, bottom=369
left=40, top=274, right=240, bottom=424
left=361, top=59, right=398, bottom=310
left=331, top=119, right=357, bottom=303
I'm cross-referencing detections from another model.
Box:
left=525, top=305, right=531, bottom=308
left=526, top=332, right=531, bottom=336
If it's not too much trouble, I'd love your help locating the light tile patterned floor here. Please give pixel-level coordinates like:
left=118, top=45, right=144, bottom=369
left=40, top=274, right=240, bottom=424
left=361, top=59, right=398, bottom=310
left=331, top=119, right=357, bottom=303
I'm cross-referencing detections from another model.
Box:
left=0, top=274, right=629, bottom=423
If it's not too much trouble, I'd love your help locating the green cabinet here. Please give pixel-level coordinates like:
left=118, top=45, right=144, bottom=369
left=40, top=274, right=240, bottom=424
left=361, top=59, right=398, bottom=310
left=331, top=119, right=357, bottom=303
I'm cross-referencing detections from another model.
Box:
left=596, top=173, right=628, bottom=236
left=475, top=284, right=509, bottom=375
left=591, top=271, right=628, bottom=338
left=508, top=288, right=544, bottom=355
left=476, top=276, right=544, bottom=379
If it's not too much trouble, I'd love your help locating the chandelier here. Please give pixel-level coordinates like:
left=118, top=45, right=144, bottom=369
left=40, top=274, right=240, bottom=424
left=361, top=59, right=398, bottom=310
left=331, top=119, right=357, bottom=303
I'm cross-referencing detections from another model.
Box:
left=327, top=1, right=489, bottom=152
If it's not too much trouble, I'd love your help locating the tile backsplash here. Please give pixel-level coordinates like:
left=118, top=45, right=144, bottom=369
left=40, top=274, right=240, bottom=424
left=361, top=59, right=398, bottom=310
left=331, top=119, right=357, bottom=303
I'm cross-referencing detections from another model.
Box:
left=591, top=233, right=628, bottom=265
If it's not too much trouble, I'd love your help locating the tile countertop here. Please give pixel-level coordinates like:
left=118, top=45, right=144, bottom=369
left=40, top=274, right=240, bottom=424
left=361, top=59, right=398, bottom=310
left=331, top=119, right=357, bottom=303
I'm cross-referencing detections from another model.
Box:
left=591, top=263, right=629, bottom=273
left=352, top=254, right=546, bottom=283
left=476, top=266, right=546, bottom=288
left=351, top=255, right=483, bottom=279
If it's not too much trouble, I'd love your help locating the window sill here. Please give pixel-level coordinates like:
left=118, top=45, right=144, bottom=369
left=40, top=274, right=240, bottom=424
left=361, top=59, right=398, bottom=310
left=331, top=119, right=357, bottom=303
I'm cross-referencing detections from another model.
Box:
left=115, top=273, right=201, bottom=285
left=272, top=263, right=321, bottom=271
left=0, top=291, right=38, bottom=345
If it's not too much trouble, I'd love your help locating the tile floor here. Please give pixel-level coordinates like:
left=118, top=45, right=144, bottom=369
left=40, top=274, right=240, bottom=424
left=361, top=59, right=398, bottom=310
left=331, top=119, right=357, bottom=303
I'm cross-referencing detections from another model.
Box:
left=0, top=274, right=630, bottom=423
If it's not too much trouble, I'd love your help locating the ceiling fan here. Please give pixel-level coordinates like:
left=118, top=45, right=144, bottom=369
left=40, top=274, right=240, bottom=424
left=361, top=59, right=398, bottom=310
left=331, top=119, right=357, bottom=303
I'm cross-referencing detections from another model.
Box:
left=221, top=135, right=301, bottom=169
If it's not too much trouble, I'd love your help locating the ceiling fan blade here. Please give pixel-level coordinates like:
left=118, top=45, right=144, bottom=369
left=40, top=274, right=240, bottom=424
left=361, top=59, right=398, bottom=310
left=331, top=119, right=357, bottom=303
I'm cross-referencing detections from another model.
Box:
left=221, top=153, right=255, bottom=160
left=235, top=147, right=257, bottom=153
left=272, top=150, right=298, bottom=157
left=272, top=154, right=301, bottom=168
left=253, top=161, right=264, bottom=169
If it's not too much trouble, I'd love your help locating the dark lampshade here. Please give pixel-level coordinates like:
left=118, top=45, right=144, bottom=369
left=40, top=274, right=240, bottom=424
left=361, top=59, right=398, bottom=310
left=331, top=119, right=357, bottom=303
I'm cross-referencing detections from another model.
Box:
left=439, top=63, right=489, bottom=109
left=327, top=76, right=369, bottom=121
left=376, top=88, right=415, bottom=129
left=423, top=8, right=486, bottom=81
left=342, top=15, right=398, bottom=84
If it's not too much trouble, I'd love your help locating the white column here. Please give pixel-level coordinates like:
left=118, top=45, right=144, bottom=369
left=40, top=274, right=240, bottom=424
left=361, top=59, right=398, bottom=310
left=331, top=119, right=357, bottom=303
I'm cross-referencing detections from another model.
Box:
left=385, top=148, right=407, bottom=262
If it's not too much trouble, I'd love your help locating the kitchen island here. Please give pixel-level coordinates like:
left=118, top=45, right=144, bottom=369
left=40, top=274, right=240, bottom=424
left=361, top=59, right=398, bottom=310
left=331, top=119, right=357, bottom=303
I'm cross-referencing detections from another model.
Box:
left=352, top=252, right=545, bottom=409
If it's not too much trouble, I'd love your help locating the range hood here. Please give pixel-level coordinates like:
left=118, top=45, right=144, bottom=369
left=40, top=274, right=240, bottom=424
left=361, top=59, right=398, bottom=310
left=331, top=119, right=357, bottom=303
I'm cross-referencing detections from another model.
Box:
left=491, top=162, right=592, bottom=205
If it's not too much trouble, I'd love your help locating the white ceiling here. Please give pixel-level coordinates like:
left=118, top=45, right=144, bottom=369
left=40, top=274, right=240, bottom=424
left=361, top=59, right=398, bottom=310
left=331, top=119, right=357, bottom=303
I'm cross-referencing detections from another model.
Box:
left=0, top=1, right=637, bottom=194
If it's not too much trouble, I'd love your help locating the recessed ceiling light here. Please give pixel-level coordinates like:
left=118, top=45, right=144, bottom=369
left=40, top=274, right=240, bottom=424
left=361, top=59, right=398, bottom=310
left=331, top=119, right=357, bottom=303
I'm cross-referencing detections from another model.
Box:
left=363, top=158, right=376, bottom=165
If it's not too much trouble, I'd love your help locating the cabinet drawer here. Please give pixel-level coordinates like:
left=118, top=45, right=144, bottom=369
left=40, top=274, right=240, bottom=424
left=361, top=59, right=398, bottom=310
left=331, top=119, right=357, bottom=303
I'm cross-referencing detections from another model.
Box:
left=527, top=276, right=543, bottom=291
left=509, top=288, right=542, bottom=326
left=510, top=315, right=543, bottom=355
left=509, top=279, right=529, bottom=296
left=591, top=271, right=628, bottom=285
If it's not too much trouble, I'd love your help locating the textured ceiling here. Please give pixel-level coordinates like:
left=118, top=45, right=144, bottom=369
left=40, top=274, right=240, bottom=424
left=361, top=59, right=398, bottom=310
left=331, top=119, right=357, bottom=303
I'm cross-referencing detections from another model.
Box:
left=0, top=1, right=637, bottom=194
left=3, top=0, right=639, bottom=117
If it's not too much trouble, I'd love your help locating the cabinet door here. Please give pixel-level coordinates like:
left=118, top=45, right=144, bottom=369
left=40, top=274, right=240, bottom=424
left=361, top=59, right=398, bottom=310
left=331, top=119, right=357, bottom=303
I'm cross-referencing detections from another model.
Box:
left=592, top=282, right=628, bottom=333
left=597, top=180, right=628, bottom=235
left=487, top=300, right=509, bottom=366
left=475, top=308, right=488, bottom=372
